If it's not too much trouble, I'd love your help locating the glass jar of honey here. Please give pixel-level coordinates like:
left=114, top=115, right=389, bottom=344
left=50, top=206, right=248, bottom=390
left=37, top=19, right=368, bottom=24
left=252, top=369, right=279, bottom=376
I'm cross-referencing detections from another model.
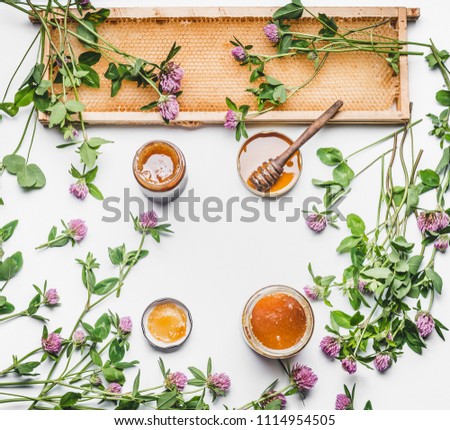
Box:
left=242, top=285, right=314, bottom=359
left=133, top=140, right=187, bottom=203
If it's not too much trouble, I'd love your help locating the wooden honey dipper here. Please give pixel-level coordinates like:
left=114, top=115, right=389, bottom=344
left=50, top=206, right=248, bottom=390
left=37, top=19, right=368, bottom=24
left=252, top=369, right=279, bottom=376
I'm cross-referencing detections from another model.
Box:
left=248, top=100, right=344, bottom=192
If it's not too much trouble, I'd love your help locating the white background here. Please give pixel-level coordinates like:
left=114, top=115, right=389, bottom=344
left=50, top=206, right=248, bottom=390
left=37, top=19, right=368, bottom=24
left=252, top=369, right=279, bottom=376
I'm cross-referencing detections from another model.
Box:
left=0, top=0, right=449, bottom=410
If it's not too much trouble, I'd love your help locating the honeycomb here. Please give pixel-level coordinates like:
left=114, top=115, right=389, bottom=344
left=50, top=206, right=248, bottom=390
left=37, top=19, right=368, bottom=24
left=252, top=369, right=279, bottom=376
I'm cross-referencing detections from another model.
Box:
left=49, top=15, right=401, bottom=120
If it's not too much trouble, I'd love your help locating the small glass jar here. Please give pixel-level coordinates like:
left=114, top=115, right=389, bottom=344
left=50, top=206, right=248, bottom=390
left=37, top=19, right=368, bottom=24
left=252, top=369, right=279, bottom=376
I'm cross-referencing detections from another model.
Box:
left=133, top=140, right=187, bottom=203
left=242, top=285, right=314, bottom=359
left=141, top=298, right=193, bottom=352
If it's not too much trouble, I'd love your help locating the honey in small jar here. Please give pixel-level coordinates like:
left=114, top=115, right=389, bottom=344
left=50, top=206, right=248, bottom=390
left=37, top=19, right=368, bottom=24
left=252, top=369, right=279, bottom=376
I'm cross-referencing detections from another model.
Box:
left=242, top=285, right=314, bottom=359
left=141, top=298, right=192, bottom=350
left=133, top=140, right=187, bottom=202
left=148, top=302, right=187, bottom=344
left=250, top=293, right=307, bottom=350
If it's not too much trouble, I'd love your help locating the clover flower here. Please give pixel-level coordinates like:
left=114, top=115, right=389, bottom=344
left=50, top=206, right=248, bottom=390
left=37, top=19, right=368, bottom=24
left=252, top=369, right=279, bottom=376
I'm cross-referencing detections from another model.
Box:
left=90, top=374, right=102, bottom=386
left=306, top=213, right=327, bottom=233
left=69, top=180, right=88, bottom=200
left=374, top=353, right=392, bottom=373
left=106, top=382, right=122, bottom=394
left=291, top=364, right=318, bottom=391
left=139, top=211, right=158, bottom=230
left=67, top=219, right=88, bottom=243
left=42, top=332, right=63, bottom=355
left=303, top=285, right=321, bottom=301
left=341, top=357, right=357, bottom=374
left=260, top=391, right=287, bottom=410
left=72, top=330, right=86, bottom=346
left=119, top=316, right=133, bottom=335
left=158, top=95, right=180, bottom=122
left=335, top=393, right=352, bottom=410
left=207, top=373, right=231, bottom=393
left=44, top=288, right=59, bottom=306
left=159, top=62, right=184, bottom=93
left=166, top=372, right=188, bottom=391
left=416, top=312, right=435, bottom=338
left=320, top=336, right=341, bottom=358
left=357, top=280, right=370, bottom=294
left=263, top=23, right=280, bottom=43
left=435, top=234, right=449, bottom=253
left=417, top=211, right=449, bottom=233
left=231, top=46, right=247, bottom=62
left=224, top=110, right=239, bottom=129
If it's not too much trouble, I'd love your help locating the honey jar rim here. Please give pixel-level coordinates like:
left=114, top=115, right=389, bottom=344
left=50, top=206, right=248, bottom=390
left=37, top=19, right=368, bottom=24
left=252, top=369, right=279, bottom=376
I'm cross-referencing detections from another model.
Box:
left=133, top=140, right=186, bottom=192
left=141, top=297, right=193, bottom=351
left=241, top=285, right=314, bottom=359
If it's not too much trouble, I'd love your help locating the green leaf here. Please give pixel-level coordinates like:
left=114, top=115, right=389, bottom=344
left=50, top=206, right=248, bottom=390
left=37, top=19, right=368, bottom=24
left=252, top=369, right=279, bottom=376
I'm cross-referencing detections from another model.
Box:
left=65, top=100, right=85, bottom=113
left=349, top=311, right=364, bottom=326
left=92, top=277, right=119, bottom=295
left=14, top=86, right=34, bottom=108
left=157, top=391, right=178, bottom=410
left=26, top=164, right=46, bottom=188
left=330, top=310, right=353, bottom=329
left=264, top=399, right=282, bottom=410
left=133, top=371, right=141, bottom=397
left=0, top=301, right=15, bottom=315
left=1, top=220, right=18, bottom=242
left=362, top=267, right=392, bottom=279
left=273, top=2, right=304, bottom=21
left=78, top=64, right=100, bottom=88
left=87, top=183, right=104, bottom=200
left=419, top=169, right=440, bottom=187
left=90, top=349, right=103, bottom=367
left=426, top=268, right=443, bottom=294
left=316, top=147, right=343, bottom=166
left=95, top=313, right=111, bottom=338
left=105, top=63, right=120, bottom=80
left=188, top=366, right=207, bottom=381
left=76, top=21, right=98, bottom=46
left=84, top=8, right=111, bottom=25
left=0, top=252, right=23, bottom=281
left=392, top=236, right=414, bottom=253
left=333, top=162, right=354, bottom=187
left=124, top=250, right=149, bottom=265
left=346, top=214, right=365, bottom=236
left=103, top=366, right=125, bottom=384
left=109, top=339, right=125, bottom=363
left=79, top=142, right=97, bottom=169
left=60, top=392, right=82, bottom=408
left=3, top=154, right=26, bottom=175
left=336, top=236, right=361, bottom=253
left=15, top=361, right=40, bottom=376
left=87, top=137, right=113, bottom=148
left=108, top=246, right=125, bottom=266
left=49, top=102, right=67, bottom=127
left=79, top=51, right=102, bottom=66
left=277, top=34, right=292, bottom=55
left=0, top=102, right=19, bottom=117
left=408, top=255, right=424, bottom=275
left=436, top=90, right=450, bottom=107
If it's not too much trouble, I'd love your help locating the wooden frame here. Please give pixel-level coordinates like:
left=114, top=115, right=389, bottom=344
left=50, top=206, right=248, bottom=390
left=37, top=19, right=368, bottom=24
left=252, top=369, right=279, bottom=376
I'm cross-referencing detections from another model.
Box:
left=34, top=7, right=421, bottom=127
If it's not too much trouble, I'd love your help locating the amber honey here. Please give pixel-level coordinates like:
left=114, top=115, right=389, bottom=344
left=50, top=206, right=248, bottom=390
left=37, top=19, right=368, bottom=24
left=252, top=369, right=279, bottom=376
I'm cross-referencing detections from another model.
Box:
left=148, top=302, right=187, bottom=344
left=250, top=293, right=307, bottom=350
left=242, top=286, right=314, bottom=359
left=133, top=140, right=187, bottom=202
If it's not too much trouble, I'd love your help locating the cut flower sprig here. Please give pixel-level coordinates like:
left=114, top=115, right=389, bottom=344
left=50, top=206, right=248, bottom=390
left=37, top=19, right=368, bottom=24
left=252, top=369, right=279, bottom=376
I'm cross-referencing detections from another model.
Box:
left=225, top=0, right=428, bottom=140
left=0, top=0, right=183, bottom=202
left=305, top=43, right=450, bottom=375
